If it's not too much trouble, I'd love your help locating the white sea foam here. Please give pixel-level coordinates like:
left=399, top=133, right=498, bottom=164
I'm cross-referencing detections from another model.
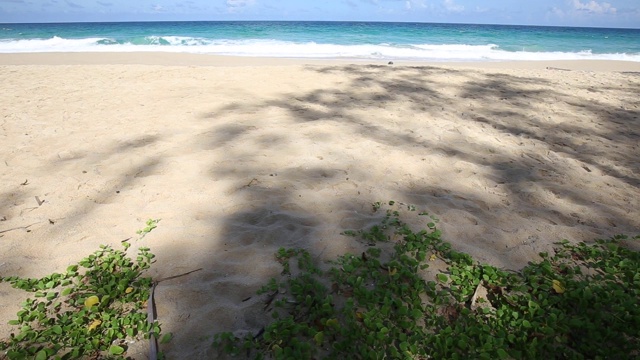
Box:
left=0, top=36, right=109, bottom=52
left=1, top=36, right=639, bottom=62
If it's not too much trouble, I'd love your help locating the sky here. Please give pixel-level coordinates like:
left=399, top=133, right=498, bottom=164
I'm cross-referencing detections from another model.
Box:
left=0, top=0, right=639, bottom=28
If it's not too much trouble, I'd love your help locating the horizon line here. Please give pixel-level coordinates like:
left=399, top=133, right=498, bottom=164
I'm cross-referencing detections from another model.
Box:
left=1, top=19, right=639, bottom=30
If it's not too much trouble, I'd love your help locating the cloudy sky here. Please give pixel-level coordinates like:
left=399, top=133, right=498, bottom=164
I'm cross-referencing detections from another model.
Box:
left=0, top=0, right=638, bottom=28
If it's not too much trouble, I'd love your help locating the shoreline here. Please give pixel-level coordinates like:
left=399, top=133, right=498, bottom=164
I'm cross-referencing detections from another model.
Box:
left=1, top=52, right=640, bottom=71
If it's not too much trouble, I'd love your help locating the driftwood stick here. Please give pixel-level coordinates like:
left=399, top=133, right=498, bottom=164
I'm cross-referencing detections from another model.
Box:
left=146, top=267, right=203, bottom=360
left=0, top=222, right=41, bottom=234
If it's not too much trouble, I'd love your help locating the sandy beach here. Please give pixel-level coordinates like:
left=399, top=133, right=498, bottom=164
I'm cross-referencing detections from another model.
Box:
left=1, top=53, right=639, bottom=358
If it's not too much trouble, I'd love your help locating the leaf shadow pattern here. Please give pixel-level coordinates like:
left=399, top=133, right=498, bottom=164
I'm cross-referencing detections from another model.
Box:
left=199, top=64, right=639, bottom=266
left=1, top=63, right=639, bottom=359
left=0, top=134, right=164, bottom=276
left=150, top=64, right=640, bottom=358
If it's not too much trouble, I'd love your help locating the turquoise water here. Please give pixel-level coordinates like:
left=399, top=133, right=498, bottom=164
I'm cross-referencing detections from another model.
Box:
left=1, top=21, right=639, bottom=61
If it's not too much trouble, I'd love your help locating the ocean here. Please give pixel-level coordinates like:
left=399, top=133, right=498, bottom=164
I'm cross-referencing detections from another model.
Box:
left=0, top=21, right=639, bottom=62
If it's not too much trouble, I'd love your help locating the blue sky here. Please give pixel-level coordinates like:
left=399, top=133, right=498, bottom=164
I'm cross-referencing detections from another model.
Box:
left=0, top=0, right=639, bottom=28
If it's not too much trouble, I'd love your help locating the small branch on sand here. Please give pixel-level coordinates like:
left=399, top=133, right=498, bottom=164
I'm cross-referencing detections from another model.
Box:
left=147, top=268, right=203, bottom=360
left=0, top=222, right=42, bottom=234
left=35, top=196, right=45, bottom=206
left=244, top=178, right=258, bottom=188
left=155, top=268, right=203, bottom=284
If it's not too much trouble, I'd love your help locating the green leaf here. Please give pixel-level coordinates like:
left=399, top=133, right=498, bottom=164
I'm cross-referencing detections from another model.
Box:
left=458, top=338, right=468, bottom=349
left=411, top=308, right=423, bottom=319
left=313, top=332, right=324, bottom=346
left=160, top=333, right=173, bottom=344
left=35, top=350, right=47, bottom=360
left=61, top=287, right=73, bottom=296
left=497, top=348, right=509, bottom=359
left=109, top=345, right=125, bottom=355
left=400, top=341, right=409, bottom=352
left=437, top=274, right=448, bottom=283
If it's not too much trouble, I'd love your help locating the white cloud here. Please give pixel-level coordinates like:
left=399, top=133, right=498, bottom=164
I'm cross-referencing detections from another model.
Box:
left=443, top=0, right=463, bottom=13
left=548, top=6, right=565, bottom=18
left=151, top=4, right=165, bottom=12
left=226, top=0, right=255, bottom=13
left=65, top=0, right=83, bottom=8
left=572, top=0, right=616, bottom=14
left=345, top=0, right=358, bottom=8
left=405, top=0, right=426, bottom=10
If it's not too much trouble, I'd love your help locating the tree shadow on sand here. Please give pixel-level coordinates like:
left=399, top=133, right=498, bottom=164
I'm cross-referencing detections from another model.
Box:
left=2, top=64, right=638, bottom=358
left=155, top=64, right=639, bottom=357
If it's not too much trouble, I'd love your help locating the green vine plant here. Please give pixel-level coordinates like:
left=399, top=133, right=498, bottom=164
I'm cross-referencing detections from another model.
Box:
left=136, top=219, right=160, bottom=238
left=213, top=201, right=640, bottom=359
left=0, top=240, right=164, bottom=359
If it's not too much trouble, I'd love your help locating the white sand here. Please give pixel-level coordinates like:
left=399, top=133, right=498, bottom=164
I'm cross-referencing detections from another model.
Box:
left=1, top=54, right=639, bottom=358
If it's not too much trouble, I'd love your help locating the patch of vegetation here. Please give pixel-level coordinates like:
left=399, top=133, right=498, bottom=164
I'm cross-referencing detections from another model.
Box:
left=136, top=219, right=160, bottom=238
left=0, top=240, right=161, bottom=359
left=213, top=202, right=640, bottom=359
